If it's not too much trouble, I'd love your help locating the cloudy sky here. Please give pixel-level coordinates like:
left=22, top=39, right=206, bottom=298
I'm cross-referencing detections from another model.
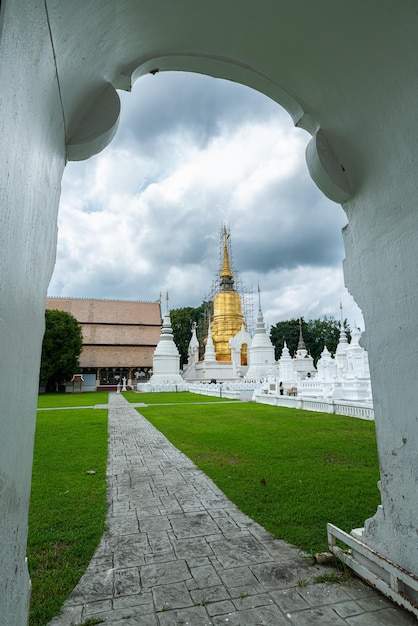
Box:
left=49, top=71, right=363, bottom=331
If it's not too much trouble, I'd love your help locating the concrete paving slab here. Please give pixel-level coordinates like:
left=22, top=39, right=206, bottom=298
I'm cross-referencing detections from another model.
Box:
left=346, top=608, right=418, bottom=626
left=296, top=582, right=352, bottom=606
left=48, top=393, right=417, bottom=625
left=286, top=605, right=348, bottom=625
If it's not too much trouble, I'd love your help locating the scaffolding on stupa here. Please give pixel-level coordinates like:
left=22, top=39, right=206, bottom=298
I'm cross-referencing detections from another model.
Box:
left=197, top=226, right=254, bottom=357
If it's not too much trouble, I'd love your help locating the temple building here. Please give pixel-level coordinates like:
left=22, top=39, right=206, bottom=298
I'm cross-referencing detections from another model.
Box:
left=211, top=228, right=247, bottom=363
left=183, top=227, right=251, bottom=382
left=46, top=297, right=161, bottom=390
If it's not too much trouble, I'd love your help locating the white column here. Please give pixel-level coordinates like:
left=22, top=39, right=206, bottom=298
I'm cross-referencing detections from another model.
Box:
left=0, top=2, right=66, bottom=623
left=343, top=180, right=418, bottom=576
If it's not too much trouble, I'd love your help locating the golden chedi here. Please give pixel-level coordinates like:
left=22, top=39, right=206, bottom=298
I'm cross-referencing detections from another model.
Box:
left=211, top=229, right=247, bottom=363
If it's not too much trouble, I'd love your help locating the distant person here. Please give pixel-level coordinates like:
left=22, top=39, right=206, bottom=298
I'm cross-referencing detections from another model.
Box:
left=279, top=381, right=284, bottom=395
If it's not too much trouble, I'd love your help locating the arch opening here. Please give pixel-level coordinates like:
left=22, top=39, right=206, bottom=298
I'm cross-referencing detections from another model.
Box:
left=3, top=4, right=418, bottom=621
left=55, top=70, right=362, bottom=329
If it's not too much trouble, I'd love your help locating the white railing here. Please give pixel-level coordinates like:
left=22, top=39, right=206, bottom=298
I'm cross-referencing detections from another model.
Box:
left=133, top=382, right=374, bottom=418
left=136, top=383, right=189, bottom=392
left=190, top=388, right=240, bottom=399
left=328, top=524, right=418, bottom=618
left=135, top=381, right=260, bottom=400
left=334, top=401, right=374, bottom=420
left=188, top=382, right=261, bottom=400
left=253, top=392, right=374, bottom=420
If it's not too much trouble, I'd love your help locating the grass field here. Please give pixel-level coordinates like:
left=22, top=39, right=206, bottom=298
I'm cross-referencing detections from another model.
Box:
left=37, top=391, right=109, bottom=408
left=140, top=400, right=380, bottom=554
left=28, top=400, right=108, bottom=626
left=28, top=391, right=380, bottom=624
left=122, top=390, right=233, bottom=404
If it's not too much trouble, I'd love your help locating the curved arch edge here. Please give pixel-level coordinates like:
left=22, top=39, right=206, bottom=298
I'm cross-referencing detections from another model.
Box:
left=306, top=130, right=351, bottom=204
left=115, top=53, right=319, bottom=135
left=66, top=82, right=121, bottom=162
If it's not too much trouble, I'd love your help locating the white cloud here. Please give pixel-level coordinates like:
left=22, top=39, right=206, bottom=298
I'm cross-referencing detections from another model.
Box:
left=49, top=71, right=363, bottom=330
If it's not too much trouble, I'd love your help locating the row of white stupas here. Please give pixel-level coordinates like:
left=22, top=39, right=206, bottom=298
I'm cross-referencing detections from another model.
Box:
left=148, top=293, right=372, bottom=403
left=267, top=323, right=371, bottom=402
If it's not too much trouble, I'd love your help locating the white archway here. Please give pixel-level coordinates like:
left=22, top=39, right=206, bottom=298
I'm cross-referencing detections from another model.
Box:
left=1, top=1, right=418, bottom=622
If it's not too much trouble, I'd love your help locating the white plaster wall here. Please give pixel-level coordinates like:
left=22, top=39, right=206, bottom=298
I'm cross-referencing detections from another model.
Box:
left=0, top=2, right=66, bottom=623
left=339, top=44, right=418, bottom=568
left=343, top=173, right=418, bottom=574
left=1, top=2, right=418, bottom=623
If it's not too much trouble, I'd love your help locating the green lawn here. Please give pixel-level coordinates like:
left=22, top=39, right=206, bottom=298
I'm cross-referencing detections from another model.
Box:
left=122, top=390, right=234, bottom=404
left=140, top=401, right=380, bottom=554
left=28, top=402, right=108, bottom=626
left=37, top=391, right=109, bottom=408
left=28, top=391, right=380, bottom=623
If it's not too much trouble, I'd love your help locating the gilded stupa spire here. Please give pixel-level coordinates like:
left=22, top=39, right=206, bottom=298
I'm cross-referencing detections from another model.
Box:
left=220, top=226, right=234, bottom=289
left=211, top=226, right=245, bottom=361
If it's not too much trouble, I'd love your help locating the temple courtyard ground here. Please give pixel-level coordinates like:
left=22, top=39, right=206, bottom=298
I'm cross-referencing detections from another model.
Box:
left=43, top=393, right=415, bottom=625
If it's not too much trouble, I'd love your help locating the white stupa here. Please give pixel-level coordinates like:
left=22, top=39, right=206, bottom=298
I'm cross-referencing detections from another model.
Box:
left=149, top=293, right=184, bottom=384
left=245, top=286, right=277, bottom=380
left=337, top=324, right=371, bottom=401
left=316, top=346, right=337, bottom=382
left=335, top=303, right=349, bottom=378
left=345, top=325, right=370, bottom=379
left=203, top=322, right=217, bottom=362
left=278, top=341, right=297, bottom=387
left=182, top=322, right=199, bottom=377
left=293, top=320, right=316, bottom=379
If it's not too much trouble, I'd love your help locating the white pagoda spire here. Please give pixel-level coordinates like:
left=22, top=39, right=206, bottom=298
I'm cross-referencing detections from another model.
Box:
left=253, top=284, right=267, bottom=335
left=296, top=318, right=308, bottom=355
left=150, top=292, right=183, bottom=384
left=245, top=285, right=277, bottom=380
left=188, top=322, right=199, bottom=355
left=278, top=340, right=296, bottom=386
left=336, top=302, right=349, bottom=350
left=204, top=320, right=217, bottom=362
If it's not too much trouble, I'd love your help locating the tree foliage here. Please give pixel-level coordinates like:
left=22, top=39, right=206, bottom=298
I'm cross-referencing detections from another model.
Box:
left=170, top=303, right=207, bottom=366
left=270, top=316, right=351, bottom=364
left=270, top=319, right=301, bottom=360
left=40, top=309, right=83, bottom=391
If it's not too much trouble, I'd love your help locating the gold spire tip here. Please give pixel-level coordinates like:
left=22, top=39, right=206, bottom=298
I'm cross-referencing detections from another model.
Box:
left=220, top=232, right=233, bottom=278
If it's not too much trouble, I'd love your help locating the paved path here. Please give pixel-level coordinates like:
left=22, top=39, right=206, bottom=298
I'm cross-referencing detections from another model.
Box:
left=49, top=394, right=416, bottom=626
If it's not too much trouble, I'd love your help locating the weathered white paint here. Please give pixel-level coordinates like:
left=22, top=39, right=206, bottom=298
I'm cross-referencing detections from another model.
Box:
left=0, top=2, right=66, bottom=623
left=328, top=524, right=418, bottom=617
left=1, top=1, right=418, bottom=622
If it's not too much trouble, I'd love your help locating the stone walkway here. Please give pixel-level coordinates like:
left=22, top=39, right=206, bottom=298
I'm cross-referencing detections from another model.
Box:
left=49, top=394, right=416, bottom=626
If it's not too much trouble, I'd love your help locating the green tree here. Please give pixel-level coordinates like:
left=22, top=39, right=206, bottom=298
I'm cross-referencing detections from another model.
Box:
left=270, top=318, right=301, bottom=359
left=40, top=309, right=83, bottom=391
left=304, top=316, right=351, bottom=363
left=270, top=316, right=351, bottom=364
left=170, top=303, right=207, bottom=367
